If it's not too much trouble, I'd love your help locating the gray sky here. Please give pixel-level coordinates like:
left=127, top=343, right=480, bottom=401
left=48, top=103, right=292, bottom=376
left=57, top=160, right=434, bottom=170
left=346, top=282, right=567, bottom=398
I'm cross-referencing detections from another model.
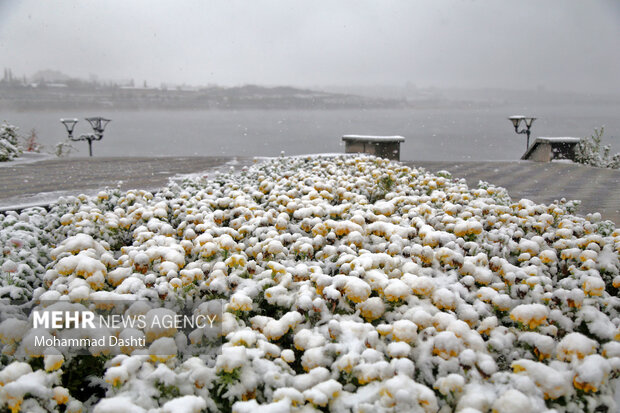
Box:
left=1, top=0, right=619, bottom=92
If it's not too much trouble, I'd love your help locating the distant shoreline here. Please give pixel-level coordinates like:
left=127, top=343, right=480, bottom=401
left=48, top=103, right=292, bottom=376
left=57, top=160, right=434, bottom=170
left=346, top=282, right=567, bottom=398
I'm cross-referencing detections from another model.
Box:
left=0, top=83, right=407, bottom=111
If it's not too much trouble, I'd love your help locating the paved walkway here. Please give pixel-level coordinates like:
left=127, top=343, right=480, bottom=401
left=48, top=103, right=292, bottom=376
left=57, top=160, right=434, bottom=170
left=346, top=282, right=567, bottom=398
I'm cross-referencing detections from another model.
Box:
left=0, top=157, right=618, bottom=225
left=409, top=161, right=620, bottom=225
left=0, top=156, right=251, bottom=211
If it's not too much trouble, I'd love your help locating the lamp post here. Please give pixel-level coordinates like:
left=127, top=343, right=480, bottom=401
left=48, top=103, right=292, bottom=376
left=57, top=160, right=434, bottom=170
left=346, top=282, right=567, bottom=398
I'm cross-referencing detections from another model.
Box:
left=60, top=117, right=111, bottom=157
left=508, top=116, right=536, bottom=151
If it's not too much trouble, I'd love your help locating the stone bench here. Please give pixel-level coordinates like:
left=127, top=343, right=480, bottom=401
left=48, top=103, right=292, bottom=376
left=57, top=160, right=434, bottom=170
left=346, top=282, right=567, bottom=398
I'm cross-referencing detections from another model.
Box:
left=342, top=135, right=405, bottom=161
left=521, top=137, right=581, bottom=162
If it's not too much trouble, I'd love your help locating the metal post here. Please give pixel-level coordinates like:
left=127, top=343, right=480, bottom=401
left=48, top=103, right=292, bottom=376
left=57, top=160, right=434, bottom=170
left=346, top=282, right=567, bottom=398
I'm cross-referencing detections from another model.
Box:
left=526, top=130, right=530, bottom=151
left=508, top=116, right=536, bottom=151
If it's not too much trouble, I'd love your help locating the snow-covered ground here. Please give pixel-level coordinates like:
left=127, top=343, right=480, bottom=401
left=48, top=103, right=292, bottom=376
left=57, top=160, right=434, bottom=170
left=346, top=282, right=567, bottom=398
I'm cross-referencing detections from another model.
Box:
left=0, top=189, right=103, bottom=213
left=0, top=155, right=619, bottom=412
left=0, top=152, right=53, bottom=168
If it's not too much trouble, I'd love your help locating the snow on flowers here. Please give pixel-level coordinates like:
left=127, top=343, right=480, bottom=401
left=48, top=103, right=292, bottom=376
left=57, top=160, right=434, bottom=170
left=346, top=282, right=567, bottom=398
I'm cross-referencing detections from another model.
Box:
left=0, top=154, right=619, bottom=412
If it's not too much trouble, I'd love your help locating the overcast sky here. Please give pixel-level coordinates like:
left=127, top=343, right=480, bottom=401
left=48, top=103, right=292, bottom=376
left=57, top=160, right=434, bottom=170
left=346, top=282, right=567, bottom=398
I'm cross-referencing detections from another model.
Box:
left=1, top=0, right=619, bottom=92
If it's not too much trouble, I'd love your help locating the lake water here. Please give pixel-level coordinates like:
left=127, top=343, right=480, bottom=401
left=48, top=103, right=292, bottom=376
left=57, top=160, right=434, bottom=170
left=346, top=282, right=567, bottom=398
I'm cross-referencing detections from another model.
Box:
left=3, top=103, right=619, bottom=161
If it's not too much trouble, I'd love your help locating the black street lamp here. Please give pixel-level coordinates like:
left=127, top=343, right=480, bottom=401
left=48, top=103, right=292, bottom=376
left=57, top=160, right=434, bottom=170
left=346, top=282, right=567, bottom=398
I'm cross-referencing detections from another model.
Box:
left=60, top=117, right=111, bottom=157
left=508, top=115, right=536, bottom=150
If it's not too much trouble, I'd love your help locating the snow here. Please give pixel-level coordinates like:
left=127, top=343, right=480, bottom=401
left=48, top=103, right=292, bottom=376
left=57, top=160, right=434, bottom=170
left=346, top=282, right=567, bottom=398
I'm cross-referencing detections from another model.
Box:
left=341, top=134, right=405, bottom=142
left=392, top=319, right=418, bottom=343
left=0, top=188, right=104, bottom=212
left=432, top=287, right=457, bottom=310
left=0, top=319, right=29, bottom=345
left=162, top=395, right=207, bottom=413
left=343, top=276, right=371, bottom=303
left=144, top=308, right=177, bottom=342
left=232, top=399, right=291, bottom=413
left=148, top=337, right=177, bottom=362
left=582, top=275, right=605, bottom=296
left=294, top=329, right=325, bottom=351
left=357, top=296, right=386, bottom=321
left=93, top=396, right=146, bottom=413
left=303, top=379, right=342, bottom=407
left=574, top=355, right=611, bottom=392
left=509, top=303, right=549, bottom=329
left=1, top=370, right=53, bottom=406
left=518, top=332, right=555, bottom=358
left=229, top=292, right=253, bottom=312
left=511, top=359, right=573, bottom=400
left=262, top=311, right=303, bottom=340
left=43, top=353, right=64, bottom=372
left=273, top=387, right=304, bottom=405
left=383, top=279, right=411, bottom=302
left=380, top=375, right=438, bottom=411
left=556, top=332, right=598, bottom=361
left=0, top=362, right=32, bottom=385
left=216, top=346, right=247, bottom=373
left=492, top=389, right=532, bottom=413
left=387, top=341, right=412, bottom=358
left=281, top=349, right=295, bottom=363
left=0, top=151, right=52, bottom=168
left=434, top=374, right=465, bottom=397
left=0, top=154, right=619, bottom=411
left=536, top=137, right=582, bottom=143
left=301, top=347, right=329, bottom=371
left=293, top=367, right=331, bottom=391
left=433, top=331, right=462, bottom=359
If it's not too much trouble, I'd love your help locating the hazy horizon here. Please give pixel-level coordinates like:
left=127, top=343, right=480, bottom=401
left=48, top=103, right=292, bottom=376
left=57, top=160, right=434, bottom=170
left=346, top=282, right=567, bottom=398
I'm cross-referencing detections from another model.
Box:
left=1, top=1, right=619, bottom=95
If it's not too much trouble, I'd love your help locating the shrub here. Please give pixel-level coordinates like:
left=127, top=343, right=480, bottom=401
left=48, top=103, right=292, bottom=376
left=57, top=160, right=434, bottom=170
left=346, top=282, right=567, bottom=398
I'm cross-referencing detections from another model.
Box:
left=0, top=122, right=22, bottom=162
left=55, top=139, right=76, bottom=157
left=22, top=129, right=42, bottom=153
left=574, top=127, right=620, bottom=169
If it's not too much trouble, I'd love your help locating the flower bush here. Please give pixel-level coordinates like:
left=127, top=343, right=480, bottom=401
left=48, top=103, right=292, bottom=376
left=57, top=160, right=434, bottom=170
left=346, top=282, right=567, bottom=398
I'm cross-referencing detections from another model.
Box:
left=0, top=155, right=619, bottom=412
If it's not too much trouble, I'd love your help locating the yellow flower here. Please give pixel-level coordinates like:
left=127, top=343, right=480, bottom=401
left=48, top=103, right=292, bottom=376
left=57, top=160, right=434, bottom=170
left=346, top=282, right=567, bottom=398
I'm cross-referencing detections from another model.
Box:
left=582, top=276, right=605, bottom=297
left=355, top=365, right=382, bottom=385
left=376, top=324, right=393, bottom=337
left=432, top=288, right=457, bottom=311
left=267, top=261, right=286, bottom=275
left=357, top=297, right=385, bottom=321
left=572, top=355, right=610, bottom=394
left=432, top=331, right=461, bottom=360
left=573, top=376, right=598, bottom=393
left=556, top=333, right=597, bottom=361
left=410, top=276, right=434, bottom=297
left=509, top=304, right=548, bottom=330
left=229, top=293, right=253, bottom=312
left=6, top=396, right=22, bottom=413
left=53, top=387, right=70, bottom=405
left=344, top=278, right=371, bottom=304
left=225, top=254, right=247, bottom=268
left=392, top=319, right=418, bottom=344
left=312, top=223, right=328, bottom=237
left=44, top=354, right=64, bottom=372
left=539, top=250, right=557, bottom=264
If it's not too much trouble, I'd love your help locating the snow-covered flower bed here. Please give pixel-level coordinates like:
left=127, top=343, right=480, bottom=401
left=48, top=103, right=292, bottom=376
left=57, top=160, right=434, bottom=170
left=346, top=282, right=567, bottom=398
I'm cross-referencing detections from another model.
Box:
left=1, top=155, right=619, bottom=412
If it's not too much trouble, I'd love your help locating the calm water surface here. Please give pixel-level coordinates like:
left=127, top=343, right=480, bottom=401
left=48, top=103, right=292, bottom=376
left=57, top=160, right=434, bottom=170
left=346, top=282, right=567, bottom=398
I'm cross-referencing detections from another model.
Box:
left=3, top=104, right=619, bottom=161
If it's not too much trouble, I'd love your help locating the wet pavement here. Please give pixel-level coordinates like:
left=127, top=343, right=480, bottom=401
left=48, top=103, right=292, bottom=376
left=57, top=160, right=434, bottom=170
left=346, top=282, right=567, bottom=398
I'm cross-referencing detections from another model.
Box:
left=409, top=160, right=620, bottom=225
left=0, top=156, right=251, bottom=210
